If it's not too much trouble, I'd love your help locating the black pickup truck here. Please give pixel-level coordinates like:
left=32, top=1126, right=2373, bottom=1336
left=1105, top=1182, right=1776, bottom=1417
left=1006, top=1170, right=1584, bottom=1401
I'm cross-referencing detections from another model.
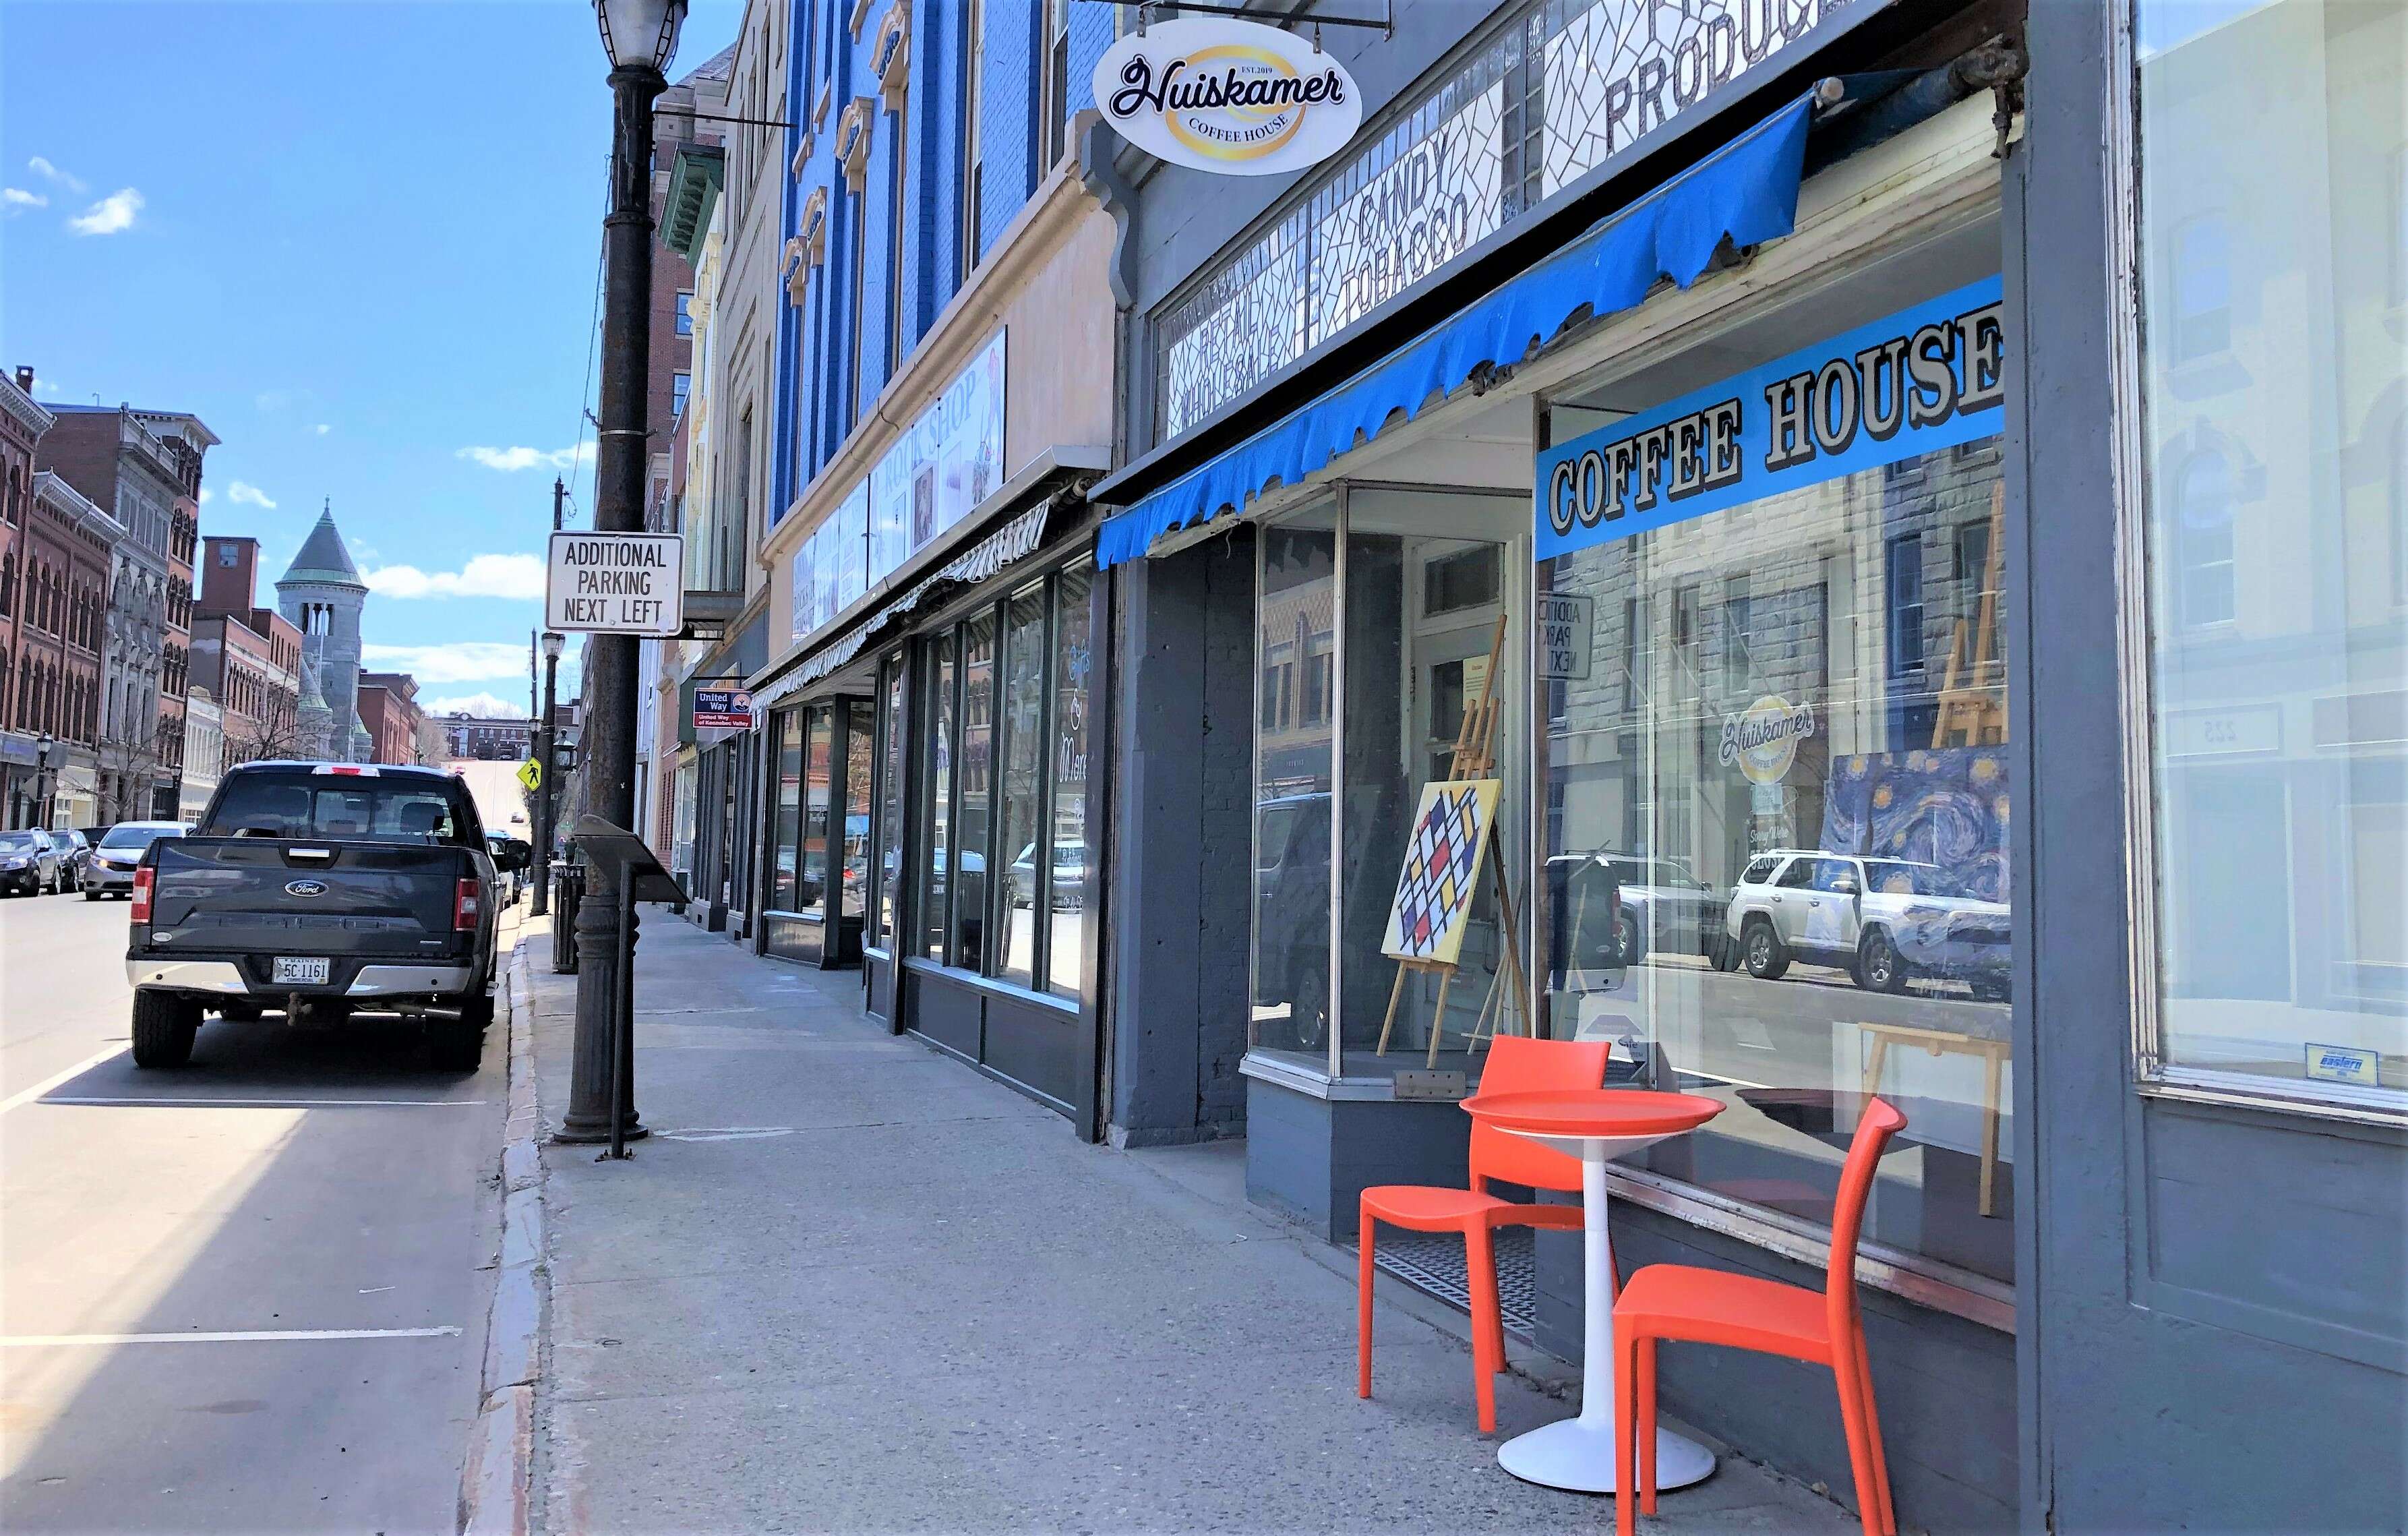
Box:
left=123, top=761, right=528, bottom=1069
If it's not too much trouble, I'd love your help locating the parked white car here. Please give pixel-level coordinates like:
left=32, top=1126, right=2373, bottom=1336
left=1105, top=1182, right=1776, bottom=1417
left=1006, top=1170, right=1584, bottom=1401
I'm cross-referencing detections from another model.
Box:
left=1724, top=849, right=2010, bottom=998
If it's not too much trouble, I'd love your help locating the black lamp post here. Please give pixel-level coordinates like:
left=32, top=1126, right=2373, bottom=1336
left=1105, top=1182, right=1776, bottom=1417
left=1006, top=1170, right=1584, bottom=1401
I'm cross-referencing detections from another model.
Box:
left=533, top=630, right=565, bottom=917
left=557, top=0, right=685, bottom=1146
left=34, top=732, right=53, bottom=829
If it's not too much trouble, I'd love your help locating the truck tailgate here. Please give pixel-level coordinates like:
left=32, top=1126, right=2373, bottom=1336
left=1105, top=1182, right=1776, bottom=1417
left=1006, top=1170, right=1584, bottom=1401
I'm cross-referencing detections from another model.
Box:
left=148, top=838, right=469, bottom=957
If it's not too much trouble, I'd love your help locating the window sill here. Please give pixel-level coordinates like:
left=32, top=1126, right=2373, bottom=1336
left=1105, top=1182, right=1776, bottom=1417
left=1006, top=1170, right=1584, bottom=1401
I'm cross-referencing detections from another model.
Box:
left=899, top=955, right=1079, bottom=1014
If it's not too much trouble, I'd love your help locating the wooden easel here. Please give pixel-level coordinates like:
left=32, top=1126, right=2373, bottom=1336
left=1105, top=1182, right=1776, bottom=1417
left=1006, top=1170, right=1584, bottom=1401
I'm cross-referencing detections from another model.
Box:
left=1375, top=616, right=1538, bottom=1067
left=1931, top=481, right=2009, bottom=749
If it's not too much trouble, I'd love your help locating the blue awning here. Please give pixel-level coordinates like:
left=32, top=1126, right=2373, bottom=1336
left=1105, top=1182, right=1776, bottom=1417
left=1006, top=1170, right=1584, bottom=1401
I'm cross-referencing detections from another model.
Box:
left=1095, top=94, right=1816, bottom=569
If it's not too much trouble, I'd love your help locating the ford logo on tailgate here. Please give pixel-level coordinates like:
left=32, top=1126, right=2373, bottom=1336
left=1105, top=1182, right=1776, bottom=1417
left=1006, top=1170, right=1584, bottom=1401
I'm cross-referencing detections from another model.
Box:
left=284, top=879, right=330, bottom=897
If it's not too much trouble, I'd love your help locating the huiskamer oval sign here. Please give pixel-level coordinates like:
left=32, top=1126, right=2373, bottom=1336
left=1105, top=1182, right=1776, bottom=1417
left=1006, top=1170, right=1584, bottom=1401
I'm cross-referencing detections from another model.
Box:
left=1093, top=18, right=1361, bottom=177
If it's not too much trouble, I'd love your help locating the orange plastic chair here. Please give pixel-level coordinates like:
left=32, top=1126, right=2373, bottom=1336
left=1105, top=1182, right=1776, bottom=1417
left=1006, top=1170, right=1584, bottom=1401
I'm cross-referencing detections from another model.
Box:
left=1612, top=1095, right=1908, bottom=1536
left=1358, top=1035, right=1613, bottom=1432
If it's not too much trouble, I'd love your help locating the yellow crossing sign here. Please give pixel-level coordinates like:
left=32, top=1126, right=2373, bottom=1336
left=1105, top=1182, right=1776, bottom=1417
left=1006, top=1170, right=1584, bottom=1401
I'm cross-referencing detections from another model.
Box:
left=516, top=757, right=543, bottom=793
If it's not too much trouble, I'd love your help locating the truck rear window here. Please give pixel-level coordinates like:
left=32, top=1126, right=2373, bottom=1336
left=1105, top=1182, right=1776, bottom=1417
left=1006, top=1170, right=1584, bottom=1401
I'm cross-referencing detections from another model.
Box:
left=204, top=776, right=477, bottom=846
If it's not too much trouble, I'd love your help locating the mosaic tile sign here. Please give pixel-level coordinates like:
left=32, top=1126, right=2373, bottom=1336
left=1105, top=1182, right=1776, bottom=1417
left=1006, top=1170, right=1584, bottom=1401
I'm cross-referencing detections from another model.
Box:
left=1382, top=778, right=1505, bottom=966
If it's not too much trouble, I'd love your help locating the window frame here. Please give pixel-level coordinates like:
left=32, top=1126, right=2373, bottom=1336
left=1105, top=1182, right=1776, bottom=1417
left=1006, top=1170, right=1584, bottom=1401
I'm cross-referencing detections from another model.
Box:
left=2107, top=0, right=2406, bottom=1127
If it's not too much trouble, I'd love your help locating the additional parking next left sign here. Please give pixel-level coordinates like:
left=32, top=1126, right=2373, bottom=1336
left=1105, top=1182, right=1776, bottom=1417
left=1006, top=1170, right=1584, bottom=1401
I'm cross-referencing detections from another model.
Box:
left=547, top=531, right=685, bottom=636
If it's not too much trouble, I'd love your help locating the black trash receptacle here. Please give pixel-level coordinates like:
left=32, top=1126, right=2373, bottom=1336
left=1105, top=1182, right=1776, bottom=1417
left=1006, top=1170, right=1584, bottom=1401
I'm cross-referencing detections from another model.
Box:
left=551, top=864, right=585, bottom=974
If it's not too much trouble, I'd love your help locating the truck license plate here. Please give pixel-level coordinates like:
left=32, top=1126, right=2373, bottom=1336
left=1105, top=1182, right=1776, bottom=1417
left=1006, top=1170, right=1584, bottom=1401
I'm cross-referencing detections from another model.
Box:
left=272, top=957, right=332, bottom=985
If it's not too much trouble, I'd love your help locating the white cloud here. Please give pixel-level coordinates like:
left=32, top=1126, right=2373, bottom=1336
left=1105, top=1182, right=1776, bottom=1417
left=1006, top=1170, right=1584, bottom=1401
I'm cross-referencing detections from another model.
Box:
left=313, top=423, right=331, bottom=435
left=66, top=187, right=142, bottom=237
left=198, top=488, right=214, bottom=504
left=226, top=480, right=276, bottom=509
left=27, top=156, right=86, bottom=194
left=360, top=641, right=533, bottom=684
left=458, top=442, right=592, bottom=473
left=424, top=692, right=528, bottom=719
left=3, top=187, right=45, bottom=210
left=366, top=553, right=545, bottom=601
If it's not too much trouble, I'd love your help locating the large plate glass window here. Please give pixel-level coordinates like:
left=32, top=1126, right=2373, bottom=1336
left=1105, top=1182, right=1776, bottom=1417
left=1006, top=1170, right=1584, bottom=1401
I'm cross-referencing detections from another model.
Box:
left=1538, top=224, right=2017, bottom=1293
left=2124, top=0, right=2405, bottom=1113
left=916, top=632, right=957, bottom=959
left=1049, top=567, right=1093, bottom=995
left=873, top=652, right=906, bottom=951
left=1248, top=488, right=1530, bottom=1079
left=998, top=585, right=1048, bottom=988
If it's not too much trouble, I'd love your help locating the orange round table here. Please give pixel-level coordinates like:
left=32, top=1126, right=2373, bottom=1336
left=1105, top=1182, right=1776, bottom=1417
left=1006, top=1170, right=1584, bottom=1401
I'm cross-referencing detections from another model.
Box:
left=1459, top=1087, right=1724, bottom=1495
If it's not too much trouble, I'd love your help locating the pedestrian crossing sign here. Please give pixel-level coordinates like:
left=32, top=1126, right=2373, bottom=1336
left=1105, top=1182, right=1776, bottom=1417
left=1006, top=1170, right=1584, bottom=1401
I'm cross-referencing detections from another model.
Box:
left=516, top=758, right=543, bottom=793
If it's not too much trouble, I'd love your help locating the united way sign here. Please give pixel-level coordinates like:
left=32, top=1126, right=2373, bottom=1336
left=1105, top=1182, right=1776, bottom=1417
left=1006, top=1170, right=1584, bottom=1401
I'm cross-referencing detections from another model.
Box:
left=547, top=531, right=685, bottom=636
left=1536, top=276, right=2006, bottom=558
left=1094, top=18, right=1361, bottom=176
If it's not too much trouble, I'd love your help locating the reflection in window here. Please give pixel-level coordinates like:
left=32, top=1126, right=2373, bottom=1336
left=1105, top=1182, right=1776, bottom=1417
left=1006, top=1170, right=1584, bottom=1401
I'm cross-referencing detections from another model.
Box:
left=874, top=654, right=905, bottom=949
left=1543, top=439, right=2016, bottom=1285
left=998, top=587, right=1046, bottom=988
left=1048, top=568, right=1092, bottom=996
left=1253, top=526, right=1336, bottom=1056
left=843, top=699, right=874, bottom=923
left=773, top=709, right=803, bottom=910
left=2175, top=450, right=2236, bottom=628
left=916, top=632, right=955, bottom=959
left=2136, top=0, right=2405, bottom=1098
left=954, top=614, right=995, bottom=970
left=2170, top=215, right=2231, bottom=361
left=801, top=706, right=833, bottom=912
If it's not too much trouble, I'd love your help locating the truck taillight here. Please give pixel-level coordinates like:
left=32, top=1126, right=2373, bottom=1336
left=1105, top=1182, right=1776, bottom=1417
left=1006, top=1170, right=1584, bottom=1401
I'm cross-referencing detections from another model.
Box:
left=130, top=866, right=154, bottom=924
left=455, top=877, right=480, bottom=931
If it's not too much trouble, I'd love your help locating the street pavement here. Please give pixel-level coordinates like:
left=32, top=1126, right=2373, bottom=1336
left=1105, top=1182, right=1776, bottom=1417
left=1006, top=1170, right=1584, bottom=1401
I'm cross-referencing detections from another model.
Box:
left=0, top=885, right=506, bottom=1533
left=520, top=910, right=1859, bottom=1535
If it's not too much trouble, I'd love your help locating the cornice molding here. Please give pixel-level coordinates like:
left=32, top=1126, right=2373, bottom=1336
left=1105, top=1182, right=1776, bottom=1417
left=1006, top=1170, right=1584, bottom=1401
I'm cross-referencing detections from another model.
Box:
left=833, top=96, right=875, bottom=195
left=872, top=3, right=911, bottom=111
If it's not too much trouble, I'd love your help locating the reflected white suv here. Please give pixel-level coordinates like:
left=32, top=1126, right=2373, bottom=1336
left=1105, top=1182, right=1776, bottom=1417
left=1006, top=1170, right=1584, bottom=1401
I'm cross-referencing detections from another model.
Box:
left=1724, top=850, right=2010, bottom=998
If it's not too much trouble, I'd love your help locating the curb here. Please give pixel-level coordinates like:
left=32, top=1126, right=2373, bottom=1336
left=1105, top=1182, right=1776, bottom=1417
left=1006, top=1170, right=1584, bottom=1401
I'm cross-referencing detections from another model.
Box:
left=459, top=923, right=546, bottom=1536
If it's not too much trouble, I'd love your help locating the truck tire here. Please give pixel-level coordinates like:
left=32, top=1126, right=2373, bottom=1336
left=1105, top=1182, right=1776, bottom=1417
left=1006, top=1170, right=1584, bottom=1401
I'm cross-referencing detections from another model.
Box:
left=1741, top=916, right=1791, bottom=981
left=1613, top=908, right=1649, bottom=967
left=1857, top=928, right=1910, bottom=994
left=131, top=991, right=200, bottom=1068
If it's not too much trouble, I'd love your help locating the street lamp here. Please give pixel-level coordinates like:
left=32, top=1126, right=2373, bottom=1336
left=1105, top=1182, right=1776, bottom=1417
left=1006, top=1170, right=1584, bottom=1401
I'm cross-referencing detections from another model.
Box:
left=533, top=630, right=565, bottom=918
left=34, top=732, right=53, bottom=830
left=558, top=0, right=686, bottom=1146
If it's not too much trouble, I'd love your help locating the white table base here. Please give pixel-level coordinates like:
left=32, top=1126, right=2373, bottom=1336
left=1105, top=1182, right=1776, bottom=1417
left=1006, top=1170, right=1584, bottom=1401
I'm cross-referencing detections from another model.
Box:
left=1495, top=1138, right=1716, bottom=1496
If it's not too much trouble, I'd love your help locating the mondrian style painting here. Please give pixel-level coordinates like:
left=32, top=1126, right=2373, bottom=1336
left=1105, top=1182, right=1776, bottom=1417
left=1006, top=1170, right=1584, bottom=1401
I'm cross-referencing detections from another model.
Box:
left=1381, top=779, right=1503, bottom=967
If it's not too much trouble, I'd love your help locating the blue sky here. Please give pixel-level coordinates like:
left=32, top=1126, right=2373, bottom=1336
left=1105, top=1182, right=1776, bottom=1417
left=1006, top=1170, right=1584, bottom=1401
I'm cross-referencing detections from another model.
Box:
left=0, top=0, right=741, bottom=715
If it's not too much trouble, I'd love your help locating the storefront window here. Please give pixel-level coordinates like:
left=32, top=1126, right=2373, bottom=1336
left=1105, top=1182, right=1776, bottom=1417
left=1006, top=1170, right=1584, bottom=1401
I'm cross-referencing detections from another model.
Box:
left=1253, top=519, right=1337, bottom=1059
left=1538, top=238, right=2014, bottom=1285
left=998, top=586, right=1047, bottom=988
left=955, top=614, right=996, bottom=970
left=773, top=709, right=803, bottom=911
left=874, top=655, right=905, bottom=951
left=2130, top=0, right=2406, bottom=1106
left=800, top=707, right=833, bottom=914
left=843, top=699, right=874, bottom=928
left=916, top=632, right=955, bottom=959
left=1048, top=568, right=1092, bottom=995
left=1248, top=492, right=1528, bottom=1074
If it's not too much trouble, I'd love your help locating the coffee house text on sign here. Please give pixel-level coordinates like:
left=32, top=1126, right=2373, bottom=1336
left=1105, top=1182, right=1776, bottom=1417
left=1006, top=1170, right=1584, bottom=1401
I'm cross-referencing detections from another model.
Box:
left=547, top=531, right=686, bottom=637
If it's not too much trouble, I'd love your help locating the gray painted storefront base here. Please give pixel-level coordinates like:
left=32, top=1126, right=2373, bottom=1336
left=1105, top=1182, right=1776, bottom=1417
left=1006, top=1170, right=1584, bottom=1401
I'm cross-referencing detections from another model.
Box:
left=1244, top=1077, right=1472, bottom=1241
left=1534, top=1210, right=2017, bottom=1535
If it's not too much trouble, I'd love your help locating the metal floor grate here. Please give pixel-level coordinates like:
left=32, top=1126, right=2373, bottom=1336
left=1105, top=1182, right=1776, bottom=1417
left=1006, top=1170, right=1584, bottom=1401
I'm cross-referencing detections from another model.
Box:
left=1366, top=1224, right=1538, bottom=1336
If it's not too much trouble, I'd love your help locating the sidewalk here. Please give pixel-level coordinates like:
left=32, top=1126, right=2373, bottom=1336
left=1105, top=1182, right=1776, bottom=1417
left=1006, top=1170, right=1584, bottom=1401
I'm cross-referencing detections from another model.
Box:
left=512, top=911, right=1857, bottom=1535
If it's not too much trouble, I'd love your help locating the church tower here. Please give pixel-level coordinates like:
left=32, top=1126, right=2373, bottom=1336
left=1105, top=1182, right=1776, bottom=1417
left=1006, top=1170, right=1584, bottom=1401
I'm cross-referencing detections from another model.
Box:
left=276, top=501, right=373, bottom=763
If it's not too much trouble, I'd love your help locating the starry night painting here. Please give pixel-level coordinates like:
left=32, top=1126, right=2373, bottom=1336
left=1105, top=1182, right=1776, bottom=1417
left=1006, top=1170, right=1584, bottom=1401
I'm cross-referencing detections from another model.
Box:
left=1819, top=748, right=2011, bottom=902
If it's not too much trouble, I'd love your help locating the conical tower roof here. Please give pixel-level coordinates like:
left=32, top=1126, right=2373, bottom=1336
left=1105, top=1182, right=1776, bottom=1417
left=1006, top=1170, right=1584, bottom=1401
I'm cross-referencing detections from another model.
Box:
left=279, top=500, right=364, bottom=589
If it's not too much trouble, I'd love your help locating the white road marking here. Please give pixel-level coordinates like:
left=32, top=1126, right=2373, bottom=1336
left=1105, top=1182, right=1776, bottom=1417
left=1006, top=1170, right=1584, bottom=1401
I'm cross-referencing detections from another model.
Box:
left=656, top=1126, right=797, bottom=1142
left=0, top=1044, right=127, bottom=1115
left=1, top=1326, right=462, bottom=1347
left=41, top=1096, right=487, bottom=1108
